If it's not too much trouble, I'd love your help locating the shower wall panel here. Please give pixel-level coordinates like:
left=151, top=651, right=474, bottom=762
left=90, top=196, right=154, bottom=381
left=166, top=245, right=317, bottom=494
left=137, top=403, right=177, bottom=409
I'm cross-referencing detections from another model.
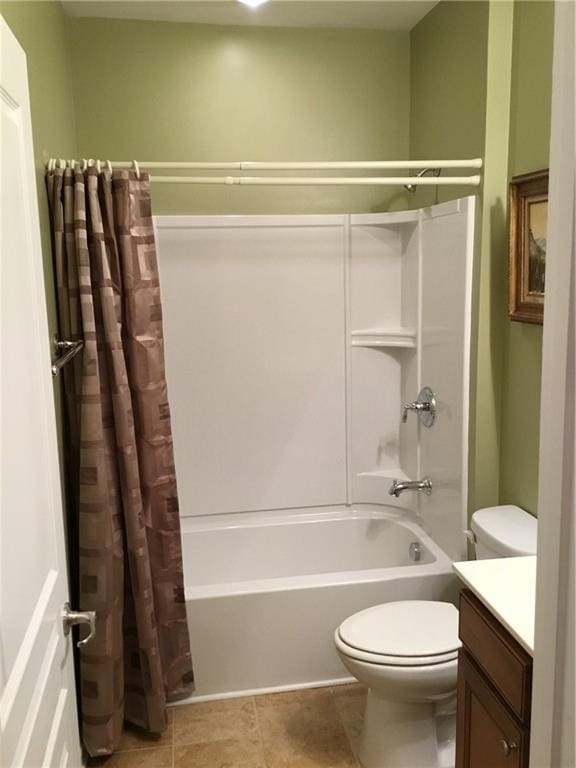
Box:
left=155, top=201, right=475, bottom=546
left=419, top=198, right=475, bottom=560
left=156, top=216, right=347, bottom=516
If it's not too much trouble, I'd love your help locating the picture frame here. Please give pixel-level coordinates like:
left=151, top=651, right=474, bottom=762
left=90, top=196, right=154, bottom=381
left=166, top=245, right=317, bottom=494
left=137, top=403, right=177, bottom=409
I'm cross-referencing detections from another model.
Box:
left=508, top=169, right=549, bottom=324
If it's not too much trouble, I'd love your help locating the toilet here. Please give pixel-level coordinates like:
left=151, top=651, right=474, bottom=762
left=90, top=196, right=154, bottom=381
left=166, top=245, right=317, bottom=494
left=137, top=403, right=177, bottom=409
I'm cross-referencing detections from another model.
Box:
left=334, top=504, right=537, bottom=768
left=469, top=503, right=537, bottom=559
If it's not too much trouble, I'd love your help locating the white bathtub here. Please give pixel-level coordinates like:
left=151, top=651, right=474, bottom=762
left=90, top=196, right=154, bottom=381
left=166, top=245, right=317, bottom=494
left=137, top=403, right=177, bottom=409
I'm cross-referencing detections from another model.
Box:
left=182, top=505, right=459, bottom=700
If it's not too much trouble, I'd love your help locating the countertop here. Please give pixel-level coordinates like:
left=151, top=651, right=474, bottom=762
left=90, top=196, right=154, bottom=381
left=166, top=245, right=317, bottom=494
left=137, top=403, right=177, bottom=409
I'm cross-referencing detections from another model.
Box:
left=453, top=556, right=536, bottom=655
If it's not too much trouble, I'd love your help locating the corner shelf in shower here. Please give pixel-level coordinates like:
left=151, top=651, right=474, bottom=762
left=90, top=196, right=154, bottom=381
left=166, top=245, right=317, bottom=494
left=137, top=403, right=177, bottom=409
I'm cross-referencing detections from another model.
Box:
left=351, top=328, right=416, bottom=349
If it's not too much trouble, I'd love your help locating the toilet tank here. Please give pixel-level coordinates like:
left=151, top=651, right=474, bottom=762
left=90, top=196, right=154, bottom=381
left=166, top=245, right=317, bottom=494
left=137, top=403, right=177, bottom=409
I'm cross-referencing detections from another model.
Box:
left=471, top=505, right=537, bottom=559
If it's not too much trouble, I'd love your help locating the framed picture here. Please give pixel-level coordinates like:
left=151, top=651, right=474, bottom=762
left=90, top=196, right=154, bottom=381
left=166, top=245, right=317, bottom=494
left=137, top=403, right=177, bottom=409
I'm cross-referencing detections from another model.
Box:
left=508, top=169, right=548, bottom=324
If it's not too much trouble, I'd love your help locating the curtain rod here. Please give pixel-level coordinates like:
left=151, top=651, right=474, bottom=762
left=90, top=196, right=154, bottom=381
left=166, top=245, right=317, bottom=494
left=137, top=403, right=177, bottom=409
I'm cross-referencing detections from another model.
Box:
left=145, top=175, right=481, bottom=186
left=46, top=158, right=482, bottom=186
left=47, top=158, right=483, bottom=171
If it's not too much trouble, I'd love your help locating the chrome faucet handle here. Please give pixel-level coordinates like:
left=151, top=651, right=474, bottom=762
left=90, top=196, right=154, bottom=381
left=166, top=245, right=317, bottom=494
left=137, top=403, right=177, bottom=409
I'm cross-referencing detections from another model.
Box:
left=402, top=401, right=428, bottom=423
left=401, top=386, right=436, bottom=427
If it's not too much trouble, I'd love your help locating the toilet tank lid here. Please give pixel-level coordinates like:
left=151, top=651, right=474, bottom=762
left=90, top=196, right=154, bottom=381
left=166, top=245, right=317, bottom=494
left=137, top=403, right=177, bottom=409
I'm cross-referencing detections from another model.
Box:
left=471, top=505, right=537, bottom=556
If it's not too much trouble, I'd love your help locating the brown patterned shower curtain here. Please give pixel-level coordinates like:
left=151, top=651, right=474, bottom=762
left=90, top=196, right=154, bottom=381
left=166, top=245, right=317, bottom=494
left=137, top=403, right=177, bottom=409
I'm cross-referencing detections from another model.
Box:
left=45, top=166, right=194, bottom=757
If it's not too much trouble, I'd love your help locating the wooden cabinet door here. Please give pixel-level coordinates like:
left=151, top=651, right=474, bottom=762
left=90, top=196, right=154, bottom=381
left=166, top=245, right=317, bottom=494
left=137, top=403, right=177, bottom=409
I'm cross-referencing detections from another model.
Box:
left=458, top=590, right=532, bottom=724
left=456, top=650, right=530, bottom=768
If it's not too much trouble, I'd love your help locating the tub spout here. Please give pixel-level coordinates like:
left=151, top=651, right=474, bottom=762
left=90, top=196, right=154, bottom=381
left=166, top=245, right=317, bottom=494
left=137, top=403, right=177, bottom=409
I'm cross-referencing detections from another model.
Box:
left=389, top=477, right=433, bottom=497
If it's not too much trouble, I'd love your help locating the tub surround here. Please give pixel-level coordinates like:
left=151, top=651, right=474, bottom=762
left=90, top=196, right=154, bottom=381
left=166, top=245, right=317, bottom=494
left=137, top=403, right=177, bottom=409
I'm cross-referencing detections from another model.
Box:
left=453, top=556, right=536, bottom=654
left=157, top=200, right=475, bottom=562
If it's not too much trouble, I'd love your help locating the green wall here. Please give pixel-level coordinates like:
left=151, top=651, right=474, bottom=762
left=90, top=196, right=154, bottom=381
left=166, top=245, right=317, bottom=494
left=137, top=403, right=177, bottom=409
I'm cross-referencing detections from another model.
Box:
left=410, top=1, right=489, bottom=209
left=0, top=1, right=77, bottom=485
left=409, top=0, right=509, bottom=520
left=67, top=17, right=411, bottom=214
left=2, top=1, right=552, bottom=522
left=410, top=0, right=553, bottom=518
left=499, top=0, right=554, bottom=515
left=0, top=1, right=77, bottom=337
left=470, top=1, right=514, bottom=515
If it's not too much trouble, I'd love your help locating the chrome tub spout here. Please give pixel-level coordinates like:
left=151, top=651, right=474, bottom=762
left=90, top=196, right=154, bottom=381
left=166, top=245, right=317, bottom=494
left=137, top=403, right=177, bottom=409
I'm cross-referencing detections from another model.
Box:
left=389, top=477, right=433, bottom=497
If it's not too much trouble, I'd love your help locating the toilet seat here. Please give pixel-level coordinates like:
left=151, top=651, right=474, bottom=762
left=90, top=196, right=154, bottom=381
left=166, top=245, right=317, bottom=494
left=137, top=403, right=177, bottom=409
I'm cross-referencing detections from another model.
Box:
left=335, top=632, right=459, bottom=667
left=336, top=600, right=460, bottom=668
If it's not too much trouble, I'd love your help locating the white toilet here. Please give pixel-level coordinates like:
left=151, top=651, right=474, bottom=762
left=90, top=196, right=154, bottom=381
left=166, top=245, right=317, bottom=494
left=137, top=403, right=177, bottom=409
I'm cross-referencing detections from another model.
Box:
left=334, top=504, right=537, bottom=768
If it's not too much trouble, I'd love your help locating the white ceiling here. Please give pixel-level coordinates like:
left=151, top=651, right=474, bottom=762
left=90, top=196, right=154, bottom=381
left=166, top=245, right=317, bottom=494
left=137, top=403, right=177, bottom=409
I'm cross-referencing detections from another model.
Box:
left=61, top=1, right=439, bottom=31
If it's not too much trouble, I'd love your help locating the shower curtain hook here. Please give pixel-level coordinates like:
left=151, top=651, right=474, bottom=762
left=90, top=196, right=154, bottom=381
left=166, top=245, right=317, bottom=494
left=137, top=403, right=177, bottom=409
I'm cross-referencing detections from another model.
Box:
left=106, top=159, right=112, bottom=173
left=82, top=158, right=88, bottom=172
left=96, top=159, right=102, bottom=174
left=132, top=160, right=140, bottom=179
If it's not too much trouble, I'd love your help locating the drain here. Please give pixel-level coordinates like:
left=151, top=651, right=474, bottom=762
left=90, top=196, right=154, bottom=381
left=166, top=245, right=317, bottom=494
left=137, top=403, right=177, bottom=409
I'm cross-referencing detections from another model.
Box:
left=409, top=541, right=422, bottom=562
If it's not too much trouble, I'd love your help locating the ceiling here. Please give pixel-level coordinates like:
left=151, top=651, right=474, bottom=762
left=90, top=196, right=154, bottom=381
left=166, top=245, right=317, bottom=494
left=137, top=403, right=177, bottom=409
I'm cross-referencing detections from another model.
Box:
left=61, top=1, right=439, bottom=31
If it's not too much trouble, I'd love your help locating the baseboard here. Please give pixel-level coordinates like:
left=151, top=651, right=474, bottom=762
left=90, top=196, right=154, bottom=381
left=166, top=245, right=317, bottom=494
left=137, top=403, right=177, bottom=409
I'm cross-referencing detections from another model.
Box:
left=169, top=676, right=356, bottom=706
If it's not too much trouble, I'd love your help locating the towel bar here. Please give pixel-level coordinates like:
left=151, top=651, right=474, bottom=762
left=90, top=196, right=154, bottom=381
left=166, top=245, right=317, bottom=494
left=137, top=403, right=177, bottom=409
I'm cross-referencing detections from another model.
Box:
left=52, top=336, right=83, bottom=377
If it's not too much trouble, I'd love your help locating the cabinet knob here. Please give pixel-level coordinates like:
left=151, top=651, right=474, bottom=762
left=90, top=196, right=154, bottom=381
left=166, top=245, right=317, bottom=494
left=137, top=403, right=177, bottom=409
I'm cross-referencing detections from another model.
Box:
left=500, top=738, right=518, bottom=757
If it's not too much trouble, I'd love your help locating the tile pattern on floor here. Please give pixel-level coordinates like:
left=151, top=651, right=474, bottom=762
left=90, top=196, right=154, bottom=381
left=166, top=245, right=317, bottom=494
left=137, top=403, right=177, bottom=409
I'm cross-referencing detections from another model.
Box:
left=88, top=685, right=367, bottom=768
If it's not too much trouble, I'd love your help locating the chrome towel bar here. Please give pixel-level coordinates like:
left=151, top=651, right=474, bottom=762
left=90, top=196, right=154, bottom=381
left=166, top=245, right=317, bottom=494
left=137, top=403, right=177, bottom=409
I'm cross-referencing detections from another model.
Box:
left=52, top=336, right=84, bottom=377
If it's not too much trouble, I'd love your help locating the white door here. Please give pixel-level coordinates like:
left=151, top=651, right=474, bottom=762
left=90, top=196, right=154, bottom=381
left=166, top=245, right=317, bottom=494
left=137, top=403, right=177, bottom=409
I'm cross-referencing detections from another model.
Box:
left=0, top=17, right=83, bottom=768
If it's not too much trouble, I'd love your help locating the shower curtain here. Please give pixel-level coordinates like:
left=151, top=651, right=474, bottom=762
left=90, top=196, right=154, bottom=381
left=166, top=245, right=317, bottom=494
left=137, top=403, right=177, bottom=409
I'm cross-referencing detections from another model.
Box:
left=45, top=166, right=194, bottom=757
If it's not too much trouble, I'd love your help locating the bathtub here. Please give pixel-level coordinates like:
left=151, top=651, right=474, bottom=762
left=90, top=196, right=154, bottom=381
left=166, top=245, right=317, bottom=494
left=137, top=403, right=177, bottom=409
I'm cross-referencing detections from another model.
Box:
left=182, top=505, right=459, bottom=700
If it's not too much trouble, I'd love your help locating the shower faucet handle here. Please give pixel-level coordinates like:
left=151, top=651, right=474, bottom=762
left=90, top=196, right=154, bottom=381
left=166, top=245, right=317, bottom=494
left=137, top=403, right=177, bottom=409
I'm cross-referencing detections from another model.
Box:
left=402, top=401, right=429, bottom=422
left=401, top=386, right=436, bottom=427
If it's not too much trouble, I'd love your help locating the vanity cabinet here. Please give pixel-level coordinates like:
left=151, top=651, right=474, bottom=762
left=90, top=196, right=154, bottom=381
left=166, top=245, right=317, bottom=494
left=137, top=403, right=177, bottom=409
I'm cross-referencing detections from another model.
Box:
left=456, top=589, right=533, bottom=768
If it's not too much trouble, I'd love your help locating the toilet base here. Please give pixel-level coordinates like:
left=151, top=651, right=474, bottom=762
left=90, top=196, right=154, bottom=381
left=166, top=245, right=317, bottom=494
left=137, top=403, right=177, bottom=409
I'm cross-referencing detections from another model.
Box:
left=358, top=689, right=455, bottom=768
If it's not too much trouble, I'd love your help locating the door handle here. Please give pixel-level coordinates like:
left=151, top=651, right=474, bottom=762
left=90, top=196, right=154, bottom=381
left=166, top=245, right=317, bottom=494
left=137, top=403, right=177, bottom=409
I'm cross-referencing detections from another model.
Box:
left=61, top=602, right=96, bottom=648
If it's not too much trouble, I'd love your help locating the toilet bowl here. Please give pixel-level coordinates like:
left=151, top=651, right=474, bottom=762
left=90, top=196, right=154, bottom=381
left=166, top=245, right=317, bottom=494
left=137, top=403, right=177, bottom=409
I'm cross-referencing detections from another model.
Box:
left=335, top=600, right=460, bottom=768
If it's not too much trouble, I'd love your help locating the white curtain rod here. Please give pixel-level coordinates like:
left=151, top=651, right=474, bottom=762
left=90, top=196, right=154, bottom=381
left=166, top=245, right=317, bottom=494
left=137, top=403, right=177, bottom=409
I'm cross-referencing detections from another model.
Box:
left=147, top=175, right=482, bottom=186
left=48, top=158, right=483, bottom=171
left=46, top=158, right=482, bottom=186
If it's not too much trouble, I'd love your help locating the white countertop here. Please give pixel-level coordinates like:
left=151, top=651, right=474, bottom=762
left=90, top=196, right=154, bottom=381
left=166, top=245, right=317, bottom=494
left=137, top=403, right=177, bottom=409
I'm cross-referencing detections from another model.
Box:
left=453, top=556, right=536, bottom=655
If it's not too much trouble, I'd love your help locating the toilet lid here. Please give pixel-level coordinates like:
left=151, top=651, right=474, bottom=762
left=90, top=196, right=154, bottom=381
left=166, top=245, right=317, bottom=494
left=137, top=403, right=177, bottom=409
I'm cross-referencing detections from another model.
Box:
left=338, top=601, right=460, bottom=659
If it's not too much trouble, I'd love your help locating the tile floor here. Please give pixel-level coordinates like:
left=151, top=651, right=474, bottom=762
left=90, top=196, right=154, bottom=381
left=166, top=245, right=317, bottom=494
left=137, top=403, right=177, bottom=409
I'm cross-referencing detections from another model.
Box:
left=89, top=685, right=367, bottom=768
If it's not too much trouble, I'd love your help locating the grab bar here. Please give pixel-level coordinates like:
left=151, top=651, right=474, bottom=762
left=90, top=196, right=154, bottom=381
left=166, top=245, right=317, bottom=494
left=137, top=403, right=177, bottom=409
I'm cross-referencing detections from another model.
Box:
left=51, top=336, right=84, bottom=377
